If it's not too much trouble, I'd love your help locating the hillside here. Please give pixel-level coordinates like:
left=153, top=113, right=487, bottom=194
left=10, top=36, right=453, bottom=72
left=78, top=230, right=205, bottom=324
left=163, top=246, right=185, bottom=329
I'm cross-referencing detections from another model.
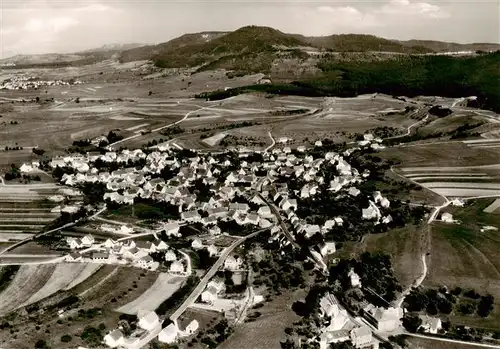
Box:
left=400, top=40, right=500, bottom=53
left=299, top=34, right=430, bottom=54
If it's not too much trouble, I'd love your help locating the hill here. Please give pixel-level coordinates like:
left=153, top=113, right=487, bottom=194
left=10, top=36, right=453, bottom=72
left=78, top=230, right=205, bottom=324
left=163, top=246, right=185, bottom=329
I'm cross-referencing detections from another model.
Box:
left=79, top=43, right=146, bottom=54
left=399, top=40, right=500, bottom=53
left=299, top=34, right=430, bottom=53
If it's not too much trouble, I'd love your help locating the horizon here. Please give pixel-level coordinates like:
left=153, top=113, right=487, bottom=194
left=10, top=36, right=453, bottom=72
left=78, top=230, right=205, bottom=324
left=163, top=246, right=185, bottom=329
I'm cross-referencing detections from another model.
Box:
left=1, top=0, right=499, bottom=59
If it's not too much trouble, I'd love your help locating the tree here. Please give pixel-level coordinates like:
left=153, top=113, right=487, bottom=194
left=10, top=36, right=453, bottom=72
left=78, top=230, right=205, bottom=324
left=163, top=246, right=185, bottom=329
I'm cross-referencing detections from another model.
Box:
left=478, top=295, right=494, bottom=317
left=402, top=314, right=422, bottom=333
left=61, top=334, right=72, bottom=342
left=34, top=339, right=49, bottom=349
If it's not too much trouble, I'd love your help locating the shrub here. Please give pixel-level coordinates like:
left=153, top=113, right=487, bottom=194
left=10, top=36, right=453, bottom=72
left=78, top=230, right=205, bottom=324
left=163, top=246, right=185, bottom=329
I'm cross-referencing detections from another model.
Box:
left=61, top=334, right=72, bottom=342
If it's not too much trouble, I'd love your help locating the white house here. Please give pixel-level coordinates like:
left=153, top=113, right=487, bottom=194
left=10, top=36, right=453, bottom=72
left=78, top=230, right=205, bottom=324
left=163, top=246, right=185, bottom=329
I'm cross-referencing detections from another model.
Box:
left=191, top=238, right=203, bottom=250
left=320, top=242, right=336, bottom=256
left=224, top=255, right=243, bottom=271
left=419, top=315, right=442, bottom=334
left=81, top=234, right=95, bottom=247
left=280, top=198, right=297, bottom=211
left=441, top=212, right=454, bottom=223
left=348, top=187, right=361, bottom=197
left=158, top=323, right=178, bottom=344
left=164, top=222, right=180, bottom=236
left=362, top=201, right=381, bottom=221
left=364, top=306, right=402, bottom=332
left=350, top=326, right=372, bottom=349
left=348, top=269, right=361, bottom=288
left=138, top=310, right=160, bottom=331
left=169, top=260, right=185, bottom=274
left=181, top=320, right=199, bottom=336
left=104, top=329, right=125, bottom=348
left=165, top=250, right=177, bottom=262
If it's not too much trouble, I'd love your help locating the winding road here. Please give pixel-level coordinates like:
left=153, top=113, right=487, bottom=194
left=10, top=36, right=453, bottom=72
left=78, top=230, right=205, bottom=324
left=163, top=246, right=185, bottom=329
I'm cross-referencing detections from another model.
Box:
left=264, top=130, right=276, bottom=153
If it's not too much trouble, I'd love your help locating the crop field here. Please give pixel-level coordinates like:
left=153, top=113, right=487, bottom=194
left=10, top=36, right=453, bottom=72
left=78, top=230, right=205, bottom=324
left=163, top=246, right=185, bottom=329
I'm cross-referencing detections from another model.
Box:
left=381, top=142, right=500, bottom=168
left=397, top=165, right=500, bottom=198
left=117, top=273, right=186, bottom=315
left=426, top=200, right=500, bottom=328
left=0, top=185, right=63, bottom=238
left=406, top=336, right=485, bottom=349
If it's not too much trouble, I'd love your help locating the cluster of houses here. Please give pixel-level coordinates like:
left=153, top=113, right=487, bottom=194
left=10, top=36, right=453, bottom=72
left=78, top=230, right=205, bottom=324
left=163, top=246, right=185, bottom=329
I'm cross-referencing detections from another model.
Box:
left=65, top=233, right=188, bottom=274
left=0, top=75, right=83, bottom=90
left=103, top=309, right=199, bottom=348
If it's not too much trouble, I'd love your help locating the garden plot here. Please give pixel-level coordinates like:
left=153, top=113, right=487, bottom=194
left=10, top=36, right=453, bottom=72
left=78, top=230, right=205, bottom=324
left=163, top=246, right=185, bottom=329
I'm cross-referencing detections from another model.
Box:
left=117, top=273, right=186, bottom=315
left=0, top=264, right=56, bottom=315
left=202, top=132, right=227, bottom=146
left=20, top=263, right=90, bottom=307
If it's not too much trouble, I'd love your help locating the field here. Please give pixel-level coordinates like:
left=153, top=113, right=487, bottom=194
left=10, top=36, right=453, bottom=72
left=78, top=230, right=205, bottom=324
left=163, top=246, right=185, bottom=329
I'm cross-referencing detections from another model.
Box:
left=117, top=272, right=186, bottom=315
left=406, top=336, right=487, bottom=349
left=217, top=289, right=305, bottom=349
left=337, top=224, right=425, bottom=290
left=0, top=264, right=159, bottom=349
left=425, top=199, right=500, bottom=328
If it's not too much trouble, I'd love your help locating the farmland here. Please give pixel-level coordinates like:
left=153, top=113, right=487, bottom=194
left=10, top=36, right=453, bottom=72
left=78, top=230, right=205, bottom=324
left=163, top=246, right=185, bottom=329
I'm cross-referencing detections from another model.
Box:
left=425, top=200, right=500, bottom=328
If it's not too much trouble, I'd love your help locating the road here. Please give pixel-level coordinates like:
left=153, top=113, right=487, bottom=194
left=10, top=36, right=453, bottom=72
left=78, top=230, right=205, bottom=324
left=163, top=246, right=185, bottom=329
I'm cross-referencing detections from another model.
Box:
left=169, top=227, right=270, bottom=322
left=264, top=130, right=276, bottom=153
left=395, top=253, right=428, bottom=308
left=107, top=101, right=218, bottom=149
left=406, top=333, right=500, bottom=348
left=258, top=194, right=299, bottom=249
left=384, top=113, right=429, bottom=141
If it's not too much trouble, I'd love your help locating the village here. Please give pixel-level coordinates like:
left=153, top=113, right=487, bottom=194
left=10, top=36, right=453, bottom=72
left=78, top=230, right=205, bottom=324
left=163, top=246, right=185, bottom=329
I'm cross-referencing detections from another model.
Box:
left=0, top=128, right=450, bottom=349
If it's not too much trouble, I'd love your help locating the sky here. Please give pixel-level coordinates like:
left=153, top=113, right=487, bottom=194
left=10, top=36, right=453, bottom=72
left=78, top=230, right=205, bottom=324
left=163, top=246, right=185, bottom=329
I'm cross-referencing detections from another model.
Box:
left=1, top=0, right=499, bottom=58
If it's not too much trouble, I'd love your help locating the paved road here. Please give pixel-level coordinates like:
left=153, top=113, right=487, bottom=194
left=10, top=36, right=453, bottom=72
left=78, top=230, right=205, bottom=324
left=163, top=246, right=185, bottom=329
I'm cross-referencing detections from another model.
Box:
left=169, top=227, right=271, bottom=321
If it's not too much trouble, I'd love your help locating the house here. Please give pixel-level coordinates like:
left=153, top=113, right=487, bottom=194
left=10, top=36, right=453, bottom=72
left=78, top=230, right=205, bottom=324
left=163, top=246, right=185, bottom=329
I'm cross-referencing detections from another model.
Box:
left=138, top=310, right=160, bottom=331
left=441, top=212, right=454, bottom=223
left=65, top=252, right=82, bottom=262
left=315, top=140, right=323, bottom=147
left=181, top=320, right=199, bottom=336
left=451, top=198, right=465, bottom=207
left=319, top=293, right=349, bottom=331
left=350, top=326, right=372, bottom=349
left=363, top=306, right=402, bottom=332
left=191, top=238, right=203, bottom=250
left=245, top=213, right=260, bottom=225
left=319, top=331, right=350, bottom=349
left=334, top=217, right=344, bottom=226
left=207, top=245, right=218, bottom=257
left=169, top=260, right=185, bottom=274
left=258, top=206, right=273, bottom=219
left=153, top=239, right=169, bottom=251
left=201, top=280, right=225, bottom=304
left=209, top=225, right=222, bottom=235
left=297, top=146, right=306, bottom=152
left=92, top=252, right=110, bottom=262
left=104, top=329, right=125, bottom=348
left=280, top=198, right=297, bottom=211
left=419, top=315, right=442, bottom=334
left=164, top=222, right=180, bottom=236
left=81, top=234, right=95, bottom=247
left=181, top=210, right=201, bottom=222
left=137, top=255, right=155, bottom=269
left=323, top=220, right=336, bottom=232
left=158, top=323, right=178, bottom=344
left=165, top=250, right=177, bottom=262
left=302, top=224, right=321, bottom=238
left=362, top=201, right=381, bottom=221
left=319, top=242, right=336, bottom=256
left=347, top=187, right=361, bottom=197
left=348, top=269, right=361, bottom=287
left=224, top=255, right=243, bottom=271
left=66, top=237, right=83, bottom=249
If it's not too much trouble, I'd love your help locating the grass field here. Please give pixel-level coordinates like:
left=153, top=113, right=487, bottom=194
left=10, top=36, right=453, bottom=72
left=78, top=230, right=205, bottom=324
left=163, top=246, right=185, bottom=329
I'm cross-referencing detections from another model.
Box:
left=426, top=200, right=500, bottom=329
left=218, top=289, right=305, bottom=349
left=337, top=224, right=425, bottom=290
left=406, top=336, right=487, bottom=349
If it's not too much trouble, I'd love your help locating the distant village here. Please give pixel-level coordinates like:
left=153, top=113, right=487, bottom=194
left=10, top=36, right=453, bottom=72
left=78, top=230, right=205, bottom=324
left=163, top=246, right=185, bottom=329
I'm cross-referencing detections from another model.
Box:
left=0, top=75, right=83, bottom=90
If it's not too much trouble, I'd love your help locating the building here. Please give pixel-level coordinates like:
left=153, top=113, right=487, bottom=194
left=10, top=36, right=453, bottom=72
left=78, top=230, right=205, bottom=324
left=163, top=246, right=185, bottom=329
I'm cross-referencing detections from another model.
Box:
left=104, top=329, right=125, bottom=348
left=348, top=269, right=361, bottom=288
left=441, top=212, right=454, bottom=223
left=158, top=323, right=178, bottom=344
left=363, top=306, right=402, bottom=332
left=169, top=260, right=185, bottom=274
left=138, top=310, right=160, bottom=331
left=350, top=326, right=372, bottom=348
left=419, top=315, right=442, bottom=334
